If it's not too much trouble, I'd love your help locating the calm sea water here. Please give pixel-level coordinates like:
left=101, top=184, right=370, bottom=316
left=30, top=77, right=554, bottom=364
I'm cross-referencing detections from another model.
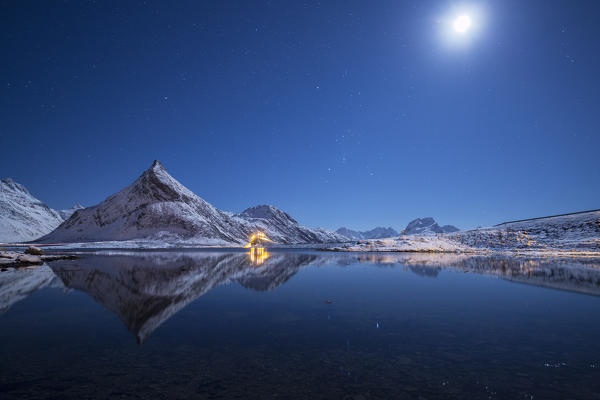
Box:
left=1, top=249, right=600, bottom=399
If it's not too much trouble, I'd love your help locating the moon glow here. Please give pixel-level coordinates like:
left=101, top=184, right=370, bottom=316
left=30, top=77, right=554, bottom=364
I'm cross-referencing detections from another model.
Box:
left=453, top=15, right=472, bottom=33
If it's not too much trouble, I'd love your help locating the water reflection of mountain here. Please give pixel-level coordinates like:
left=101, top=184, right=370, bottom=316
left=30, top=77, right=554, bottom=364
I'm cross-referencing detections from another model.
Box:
left=0, top=265, right=65, bottom=315
left=2, top=251, right=600, bottom=343
left=450, top=256, right=600, bottom=296
left=349, top=253, right=600, bottom=296
left=49, top=252, right=318, bottom=343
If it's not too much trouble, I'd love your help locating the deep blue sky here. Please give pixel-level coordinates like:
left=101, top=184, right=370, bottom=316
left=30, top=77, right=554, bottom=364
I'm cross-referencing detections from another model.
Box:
left=1, top=0, right=598, bottom=231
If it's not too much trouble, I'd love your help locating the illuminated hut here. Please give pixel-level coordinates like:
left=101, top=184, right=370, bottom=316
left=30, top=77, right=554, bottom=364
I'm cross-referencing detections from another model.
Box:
left=243, top=232, right=274, bottom=248
left=244, top=232, right=273, bottom=265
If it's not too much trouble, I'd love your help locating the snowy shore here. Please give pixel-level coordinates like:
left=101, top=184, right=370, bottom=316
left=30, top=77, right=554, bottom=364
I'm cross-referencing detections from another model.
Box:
left=327, top=210, right=600, bottom=258
left=2, top=210, right=597, bottom=258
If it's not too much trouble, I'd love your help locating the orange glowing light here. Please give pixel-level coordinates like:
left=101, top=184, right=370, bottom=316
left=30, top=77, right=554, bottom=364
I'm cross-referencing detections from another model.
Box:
left=243, top=232, right=274, bottom=248
left=249, top=247, right=270, bottom=265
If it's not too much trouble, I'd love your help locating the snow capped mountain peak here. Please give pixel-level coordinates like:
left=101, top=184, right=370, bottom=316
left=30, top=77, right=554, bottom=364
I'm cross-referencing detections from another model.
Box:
left=414, top=217, right=435, bottom=226
left=41, top=161, right=241, bottom=243
left=1, top=178, right=65, bottom=243
left=1, top=178, right=31, bottom=197
left=40, top=161, right=345, bottom=245
left=58, top=204, right=84, bottom=220
left=403, top=217, right=459, bottom=235
left=336, top=226, right=399, bottom=240
left=237, top=205, right=298, bottom=224
left=151, top=159, right=164, bottom=169
left=130, top=159, right=200, bottom=204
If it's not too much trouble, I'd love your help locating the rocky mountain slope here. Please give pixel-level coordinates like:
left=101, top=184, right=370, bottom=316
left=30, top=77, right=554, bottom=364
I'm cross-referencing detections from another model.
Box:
left=0, top=178, right=80, bottom=243
left=235, top=205, right=347, bottom=244
left=402, top=217, right=459, bottom=235
left=40, top=161, right=346, bottom=245
left=336, top=226, right=398, bottom=240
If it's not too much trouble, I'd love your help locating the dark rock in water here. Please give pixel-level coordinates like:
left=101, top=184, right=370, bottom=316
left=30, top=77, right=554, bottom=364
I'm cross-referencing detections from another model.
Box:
left=24, top=246, right=43, bottom=255
left=16, top=254, right=43, bottom=265
left=0, top=250, right=76, bottom=268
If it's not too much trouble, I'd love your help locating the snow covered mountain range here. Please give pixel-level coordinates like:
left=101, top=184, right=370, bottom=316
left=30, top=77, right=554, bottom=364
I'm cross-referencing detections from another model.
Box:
left=336, top=226, right=399, bottom=240
left=0, top=178, right=82, bottom=243
left=333, top=210, right=600, bottom=254
left=335, top=218, right=458, bottom=240
left=39, top=160, right=347, bottom=245
left=2, top=160, right=596, bottom=252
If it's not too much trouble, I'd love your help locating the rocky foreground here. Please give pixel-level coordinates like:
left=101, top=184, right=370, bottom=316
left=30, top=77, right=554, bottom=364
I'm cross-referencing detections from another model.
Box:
left=0, top=247, right=76, bottom=269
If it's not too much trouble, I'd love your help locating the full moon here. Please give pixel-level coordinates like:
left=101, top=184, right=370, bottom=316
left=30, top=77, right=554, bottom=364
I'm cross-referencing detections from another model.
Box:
left=453, top=15, right=472, bottom=33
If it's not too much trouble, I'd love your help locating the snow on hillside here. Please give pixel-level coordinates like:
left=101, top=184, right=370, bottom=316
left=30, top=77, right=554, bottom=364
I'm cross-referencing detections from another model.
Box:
left=332, top=211, right=600, bottom=255
left=57, top=204, right=84, bottom=220
left=0, top=178, right=65, bottom=243
left=331, top=236, right=468, bottom=253
left=41, top=160, right=248, bottom=244
left=40, top=161, right=346, bottom=246
left=450, top=210, right=600, bottom=251
left=235, top=205, right=348, bottom=244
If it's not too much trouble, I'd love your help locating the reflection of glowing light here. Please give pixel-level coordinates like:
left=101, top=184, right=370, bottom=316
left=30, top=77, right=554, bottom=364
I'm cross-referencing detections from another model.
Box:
left=249, top=247, right=270, bottom=265
left=244, top=232, right=273, bottom=265
left=243, top=232, right=274, bottom=248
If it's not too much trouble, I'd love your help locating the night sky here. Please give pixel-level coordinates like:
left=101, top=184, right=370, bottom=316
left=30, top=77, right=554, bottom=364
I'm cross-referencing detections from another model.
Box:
left=1, top=0, right=598, bottom=231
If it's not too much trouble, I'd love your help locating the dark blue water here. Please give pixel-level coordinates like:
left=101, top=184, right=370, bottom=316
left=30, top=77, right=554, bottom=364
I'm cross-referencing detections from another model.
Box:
left=1, top=250, right=600, bottom=399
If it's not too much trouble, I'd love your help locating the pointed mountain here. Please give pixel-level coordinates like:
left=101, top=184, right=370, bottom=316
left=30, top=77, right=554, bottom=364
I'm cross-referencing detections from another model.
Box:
left=40, top=160, right=247, bottom=244
left=40, top=161, right=345, bottom=245
left=0, top=178, right=65, bottom=242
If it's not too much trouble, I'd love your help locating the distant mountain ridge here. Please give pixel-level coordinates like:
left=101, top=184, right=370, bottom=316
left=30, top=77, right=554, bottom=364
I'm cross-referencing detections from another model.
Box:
left=402, top=217, right=459, bottom=235
left=336, top=226, right=398, bottom=240
left=40, top=161, right=347, bottom=245
left=336, top=219, right=459, bottom=240
left=57, top=204, right=84, bottom=220
left=0, top=178, right=81, bottom=243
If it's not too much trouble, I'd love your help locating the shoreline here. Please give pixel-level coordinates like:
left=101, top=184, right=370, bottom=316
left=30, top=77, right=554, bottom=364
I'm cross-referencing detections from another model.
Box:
left=0, top=249, right=77, bottom=269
